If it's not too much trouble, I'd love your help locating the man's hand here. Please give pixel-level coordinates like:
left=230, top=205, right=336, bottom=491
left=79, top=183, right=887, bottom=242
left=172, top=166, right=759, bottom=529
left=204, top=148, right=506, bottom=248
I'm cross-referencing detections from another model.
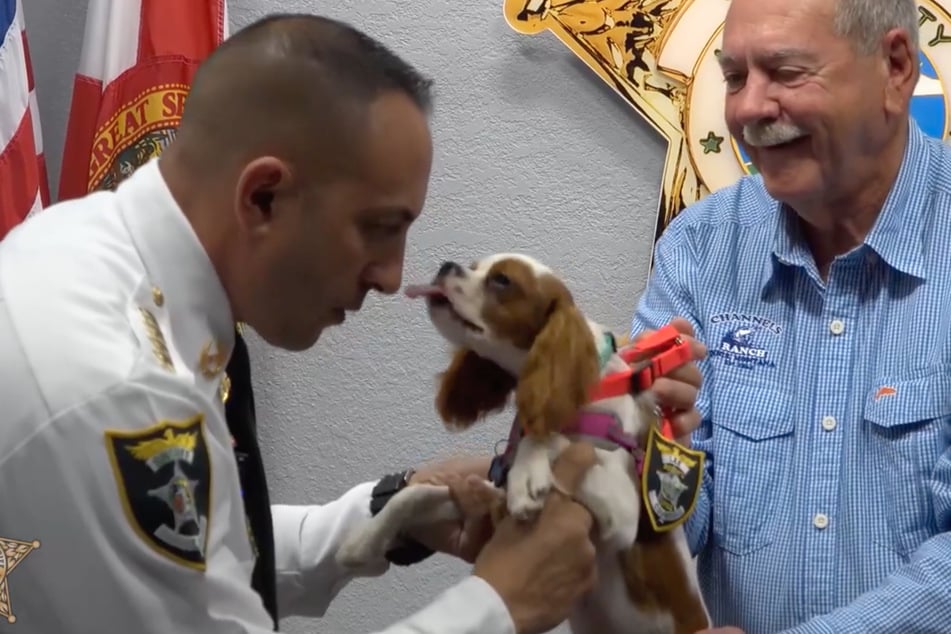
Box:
left=631, top=316, right=706, bottom=444
left=473, top=442, right=599, bottom=634
left=402, top=455, right=499, bottom=562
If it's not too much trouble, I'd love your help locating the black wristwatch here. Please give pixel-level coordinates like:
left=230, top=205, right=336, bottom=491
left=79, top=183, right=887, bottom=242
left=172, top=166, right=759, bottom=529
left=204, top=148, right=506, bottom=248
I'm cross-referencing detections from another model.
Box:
left=370, top=469, right=435, bottom=566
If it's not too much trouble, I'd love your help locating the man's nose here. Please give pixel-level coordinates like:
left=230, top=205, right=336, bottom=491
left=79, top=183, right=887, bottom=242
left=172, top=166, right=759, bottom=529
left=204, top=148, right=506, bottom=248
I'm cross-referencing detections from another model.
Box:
left=731, top=75, right=781, bottom=126
left=438, top=261, right=464, bottom=278
left=365, top=259, right=404, bottom=296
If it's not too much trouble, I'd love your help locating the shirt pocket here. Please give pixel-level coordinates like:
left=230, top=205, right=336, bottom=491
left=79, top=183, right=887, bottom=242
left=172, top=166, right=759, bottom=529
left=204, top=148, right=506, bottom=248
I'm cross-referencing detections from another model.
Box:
left=863, top=366, right=950, bottom=557
left=710, top=382, right=795, bottom=556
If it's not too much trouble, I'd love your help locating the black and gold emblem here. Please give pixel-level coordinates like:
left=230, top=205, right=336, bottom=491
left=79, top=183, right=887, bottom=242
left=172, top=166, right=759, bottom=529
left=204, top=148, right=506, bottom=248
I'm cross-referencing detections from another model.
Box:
left=640, top=425, right=704, bottom=532
left=105, top=415, right=211, bottom=569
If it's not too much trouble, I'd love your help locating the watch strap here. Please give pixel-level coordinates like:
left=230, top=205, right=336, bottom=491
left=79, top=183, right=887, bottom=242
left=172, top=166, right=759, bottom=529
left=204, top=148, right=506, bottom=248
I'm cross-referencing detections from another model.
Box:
left=369, top=470, right=435, bottom=566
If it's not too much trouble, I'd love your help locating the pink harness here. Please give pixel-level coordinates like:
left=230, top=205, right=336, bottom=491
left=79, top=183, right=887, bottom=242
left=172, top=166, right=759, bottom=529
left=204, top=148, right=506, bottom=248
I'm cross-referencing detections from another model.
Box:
left=487, top=325, right=690, bottom=487
left=489, top=410, right=646, bottom=487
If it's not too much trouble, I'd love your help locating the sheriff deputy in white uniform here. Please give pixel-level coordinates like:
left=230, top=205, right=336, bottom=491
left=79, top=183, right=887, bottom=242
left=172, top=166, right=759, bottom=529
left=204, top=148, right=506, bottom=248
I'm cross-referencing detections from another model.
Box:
left=0, top=12, right=616, bottom=634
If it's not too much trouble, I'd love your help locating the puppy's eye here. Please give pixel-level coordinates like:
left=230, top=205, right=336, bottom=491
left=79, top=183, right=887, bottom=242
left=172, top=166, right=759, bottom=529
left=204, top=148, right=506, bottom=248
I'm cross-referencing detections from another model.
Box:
left=488, top=273, right=511, bottom=289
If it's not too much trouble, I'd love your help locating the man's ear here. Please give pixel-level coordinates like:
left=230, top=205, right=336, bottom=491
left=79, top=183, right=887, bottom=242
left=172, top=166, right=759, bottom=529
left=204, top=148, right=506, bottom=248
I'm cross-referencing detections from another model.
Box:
left=234, top=156, right=292, bottom=235
left=882, top=27, right=918, bottom=116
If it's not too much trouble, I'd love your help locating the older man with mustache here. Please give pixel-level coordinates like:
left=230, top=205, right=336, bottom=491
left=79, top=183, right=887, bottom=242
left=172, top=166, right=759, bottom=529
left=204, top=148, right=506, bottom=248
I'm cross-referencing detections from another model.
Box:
left=631, top=0, right=951, bottom=632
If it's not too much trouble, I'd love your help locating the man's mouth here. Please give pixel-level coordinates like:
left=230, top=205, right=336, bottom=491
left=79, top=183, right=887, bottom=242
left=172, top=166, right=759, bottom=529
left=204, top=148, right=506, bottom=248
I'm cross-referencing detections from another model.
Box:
left=404, top=283, right=483, bottom=332
left=762, top=135, right=808, bottom=150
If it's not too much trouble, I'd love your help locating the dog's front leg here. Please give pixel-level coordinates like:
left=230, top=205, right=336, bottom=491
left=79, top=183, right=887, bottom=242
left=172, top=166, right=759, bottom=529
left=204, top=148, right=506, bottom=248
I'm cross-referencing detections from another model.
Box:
left=507, top=434, right=561, bottom=521
left=336, top=484, right=459, bottom=572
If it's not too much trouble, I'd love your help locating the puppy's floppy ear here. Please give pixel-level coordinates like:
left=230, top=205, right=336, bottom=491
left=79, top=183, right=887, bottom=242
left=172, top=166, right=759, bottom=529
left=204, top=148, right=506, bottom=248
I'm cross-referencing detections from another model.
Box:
left=516, top=298, right=600, bottom=438
left=436, top=348, right=516, bottom=430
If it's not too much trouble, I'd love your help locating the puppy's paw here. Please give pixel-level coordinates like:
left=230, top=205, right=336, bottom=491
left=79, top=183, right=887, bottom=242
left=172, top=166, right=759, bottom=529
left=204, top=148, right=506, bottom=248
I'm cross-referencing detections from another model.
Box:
left=507, top=460, right=552, bottom=521
left=507, top=480, right=543, bottom=521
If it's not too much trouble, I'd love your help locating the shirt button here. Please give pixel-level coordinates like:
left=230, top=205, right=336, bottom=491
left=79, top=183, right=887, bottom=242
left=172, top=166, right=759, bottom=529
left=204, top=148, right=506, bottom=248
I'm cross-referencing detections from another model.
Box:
left=821, top=416, right=837, bottom=431
left=829, top=319, right=845, bottom=335
left=813, top=513, right=830, bottom=529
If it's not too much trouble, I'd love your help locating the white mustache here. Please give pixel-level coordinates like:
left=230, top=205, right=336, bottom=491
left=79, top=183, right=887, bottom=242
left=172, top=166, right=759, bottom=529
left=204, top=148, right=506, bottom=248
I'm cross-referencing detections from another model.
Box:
left=742, top=121, right=807, bottom=147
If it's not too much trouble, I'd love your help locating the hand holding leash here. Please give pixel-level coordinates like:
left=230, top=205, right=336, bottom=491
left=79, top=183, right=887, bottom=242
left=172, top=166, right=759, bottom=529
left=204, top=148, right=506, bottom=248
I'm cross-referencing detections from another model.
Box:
left=629, top=317, right=707, bottom=444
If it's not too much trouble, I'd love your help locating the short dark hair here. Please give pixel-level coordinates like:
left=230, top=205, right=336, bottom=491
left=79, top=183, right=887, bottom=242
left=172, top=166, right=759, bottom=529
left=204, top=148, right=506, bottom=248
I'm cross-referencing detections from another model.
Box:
left=213, top=13, right=434, bottom=114
left=174, top=13, right=433, bottom=179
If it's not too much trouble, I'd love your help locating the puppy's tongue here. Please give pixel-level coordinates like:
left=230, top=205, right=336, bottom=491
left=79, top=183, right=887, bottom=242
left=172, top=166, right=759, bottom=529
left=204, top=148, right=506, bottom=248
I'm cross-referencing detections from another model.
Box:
left=404, top=284, right=444, bottom=299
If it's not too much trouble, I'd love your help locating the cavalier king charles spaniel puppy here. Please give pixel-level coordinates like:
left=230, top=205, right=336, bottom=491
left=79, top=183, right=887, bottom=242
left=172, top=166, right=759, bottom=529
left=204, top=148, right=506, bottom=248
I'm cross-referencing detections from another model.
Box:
left=337, top=253, right=710, bottom=634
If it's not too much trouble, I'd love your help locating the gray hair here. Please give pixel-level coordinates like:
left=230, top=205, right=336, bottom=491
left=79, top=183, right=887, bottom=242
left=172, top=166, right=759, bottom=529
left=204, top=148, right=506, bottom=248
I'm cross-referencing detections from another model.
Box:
left=832, top=0, right=920, bottom=55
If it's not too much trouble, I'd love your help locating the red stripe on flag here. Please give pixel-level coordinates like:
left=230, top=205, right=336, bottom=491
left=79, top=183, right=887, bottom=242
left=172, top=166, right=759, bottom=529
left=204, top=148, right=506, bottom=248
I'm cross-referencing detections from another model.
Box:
left=37, top=153, right=49, bottom=207
left=21, top=29, right=34, bottom=92
left=0, top=108, right=40, bottom=240
left=58, top=74, right=104, bottom=202
left=60, top=62, right=197, bottom=200
left=137, top=0, right=225, bottom=63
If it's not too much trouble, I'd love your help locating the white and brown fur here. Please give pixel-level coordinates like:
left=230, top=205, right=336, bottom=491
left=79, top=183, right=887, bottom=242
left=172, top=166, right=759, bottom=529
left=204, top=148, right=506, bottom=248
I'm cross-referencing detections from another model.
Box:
left=337, top=253, right=710, bottom=634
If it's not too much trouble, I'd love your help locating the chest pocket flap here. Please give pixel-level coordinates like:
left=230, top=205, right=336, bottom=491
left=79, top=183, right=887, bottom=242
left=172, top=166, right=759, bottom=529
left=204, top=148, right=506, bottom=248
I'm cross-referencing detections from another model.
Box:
left=863, top=365, right=951, bottom=556
left=864, top=365, right=951, bottom=428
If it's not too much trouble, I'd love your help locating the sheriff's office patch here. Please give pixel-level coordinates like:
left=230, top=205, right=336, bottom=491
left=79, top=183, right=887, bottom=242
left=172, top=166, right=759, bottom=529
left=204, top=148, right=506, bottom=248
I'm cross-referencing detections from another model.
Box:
left=105, top=414, right=211, bottom=570
left=641, top=426, right=704, bottom=532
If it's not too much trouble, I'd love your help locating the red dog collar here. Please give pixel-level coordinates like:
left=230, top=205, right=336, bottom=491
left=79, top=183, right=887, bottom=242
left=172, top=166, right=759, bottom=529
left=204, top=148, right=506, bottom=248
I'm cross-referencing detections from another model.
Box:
left=489, top=323, right=694, bottom=486
left=588, top=324, right=693, bottom=440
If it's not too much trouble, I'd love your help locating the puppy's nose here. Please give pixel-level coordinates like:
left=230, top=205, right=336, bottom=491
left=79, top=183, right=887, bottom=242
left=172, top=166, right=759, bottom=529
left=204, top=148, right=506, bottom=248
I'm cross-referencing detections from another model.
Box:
left=437, top=261, right=464, bottom=278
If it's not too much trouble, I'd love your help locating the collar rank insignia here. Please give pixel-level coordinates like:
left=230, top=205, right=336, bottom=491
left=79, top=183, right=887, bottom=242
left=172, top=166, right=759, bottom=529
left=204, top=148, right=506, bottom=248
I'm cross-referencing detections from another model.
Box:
left=105, top=415, right=211, bottom=570
left=199, top=340, right=228, bottom=379
left=640, top=425, right=704, bottom=532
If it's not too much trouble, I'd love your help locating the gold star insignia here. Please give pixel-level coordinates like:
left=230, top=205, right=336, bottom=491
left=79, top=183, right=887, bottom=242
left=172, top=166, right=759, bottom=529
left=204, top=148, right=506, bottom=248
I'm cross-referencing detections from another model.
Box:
left=0, top=536, right=40, bottom=624
left=198, top=340, right=228, bottom=379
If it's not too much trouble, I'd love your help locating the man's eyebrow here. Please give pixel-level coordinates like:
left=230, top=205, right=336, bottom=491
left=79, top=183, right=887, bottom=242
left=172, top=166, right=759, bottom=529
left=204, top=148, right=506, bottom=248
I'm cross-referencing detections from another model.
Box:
left=715, top=49, right=737, bottom=69
left=716, top=48, right=815, bottom=69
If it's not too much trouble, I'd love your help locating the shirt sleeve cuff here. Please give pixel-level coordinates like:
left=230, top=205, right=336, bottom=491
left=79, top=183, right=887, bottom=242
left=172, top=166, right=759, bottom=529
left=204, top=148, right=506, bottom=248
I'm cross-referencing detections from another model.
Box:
left=386, top=575, right=516, bottom=634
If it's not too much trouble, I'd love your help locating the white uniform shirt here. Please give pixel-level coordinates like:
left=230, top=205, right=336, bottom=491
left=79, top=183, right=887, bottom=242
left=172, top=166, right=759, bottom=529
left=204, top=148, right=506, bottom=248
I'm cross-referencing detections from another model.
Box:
left=0, top=158, right=514, bottom=634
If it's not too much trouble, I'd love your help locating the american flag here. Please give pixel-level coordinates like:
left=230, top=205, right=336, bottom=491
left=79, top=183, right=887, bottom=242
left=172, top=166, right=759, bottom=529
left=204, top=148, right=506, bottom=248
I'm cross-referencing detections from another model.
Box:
left=0, top=0, right=49, bottom=241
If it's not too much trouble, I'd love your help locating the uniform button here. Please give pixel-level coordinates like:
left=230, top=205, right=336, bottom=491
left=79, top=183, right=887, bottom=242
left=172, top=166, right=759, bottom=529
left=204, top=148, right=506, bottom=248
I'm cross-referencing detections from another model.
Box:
left=821, top=416, right=837, bottom=431
left=829, top=319, right=845, bottom=335
left=813, top=513, right=829, bottom=529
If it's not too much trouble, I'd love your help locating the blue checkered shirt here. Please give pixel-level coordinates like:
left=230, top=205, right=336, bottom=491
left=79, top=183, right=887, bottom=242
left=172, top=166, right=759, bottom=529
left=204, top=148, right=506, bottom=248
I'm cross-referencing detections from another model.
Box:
left=630, top=119, right=951, bottom=633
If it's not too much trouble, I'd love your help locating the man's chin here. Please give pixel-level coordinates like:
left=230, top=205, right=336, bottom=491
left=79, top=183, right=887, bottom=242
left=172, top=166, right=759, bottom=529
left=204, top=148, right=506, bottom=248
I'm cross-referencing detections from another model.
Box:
left=260, top=325, right=327, bottom=352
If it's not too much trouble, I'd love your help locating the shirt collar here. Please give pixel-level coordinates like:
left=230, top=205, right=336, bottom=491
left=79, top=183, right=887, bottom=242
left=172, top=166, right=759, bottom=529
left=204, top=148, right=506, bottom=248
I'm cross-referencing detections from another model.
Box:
left=116, top=157, right=235, bottom=379
left=763, top=118, right=930, bottom=289
left=862, top=121, right=929, bottom=280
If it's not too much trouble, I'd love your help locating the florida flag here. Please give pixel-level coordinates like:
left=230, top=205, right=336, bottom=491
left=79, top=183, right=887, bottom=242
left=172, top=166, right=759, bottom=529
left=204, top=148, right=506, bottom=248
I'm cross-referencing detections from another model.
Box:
left=0, top=0, right=49, bottom=240
left=58, top=0, right=228, bottom=201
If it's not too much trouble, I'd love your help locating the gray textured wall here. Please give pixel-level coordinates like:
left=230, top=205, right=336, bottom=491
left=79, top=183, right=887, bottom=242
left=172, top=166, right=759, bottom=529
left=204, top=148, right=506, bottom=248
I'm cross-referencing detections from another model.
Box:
left=23, top=1, right=666, bottom=632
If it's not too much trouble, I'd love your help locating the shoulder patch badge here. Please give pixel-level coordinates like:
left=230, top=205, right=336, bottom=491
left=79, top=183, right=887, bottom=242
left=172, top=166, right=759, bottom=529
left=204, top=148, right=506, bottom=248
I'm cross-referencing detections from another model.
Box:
left=105, top=415, right=211, bottom=570
left=640, top=426, right=704, bottom=532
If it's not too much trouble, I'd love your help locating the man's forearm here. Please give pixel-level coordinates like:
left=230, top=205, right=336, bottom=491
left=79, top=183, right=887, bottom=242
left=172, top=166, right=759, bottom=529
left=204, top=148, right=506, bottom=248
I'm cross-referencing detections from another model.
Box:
left=270, top=483, right=516, bottom=634
left=778, top=532, right=951, bottom=634
left=271, top=481, right=379, bottom=618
